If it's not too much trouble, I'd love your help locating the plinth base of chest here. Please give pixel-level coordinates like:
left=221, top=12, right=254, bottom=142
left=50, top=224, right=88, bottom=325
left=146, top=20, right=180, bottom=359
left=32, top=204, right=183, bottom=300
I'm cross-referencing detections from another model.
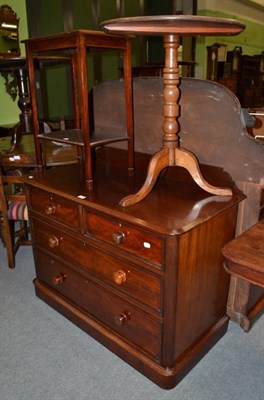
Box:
left=34, top=278, right=229, bottom=390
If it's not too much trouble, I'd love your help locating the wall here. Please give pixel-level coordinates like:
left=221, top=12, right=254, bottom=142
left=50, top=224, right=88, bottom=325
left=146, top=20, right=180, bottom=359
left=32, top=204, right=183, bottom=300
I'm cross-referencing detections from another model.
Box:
left=195, top=0, right=264, bottom=78
left=1, top=0, right=263, bottom=124
left=0, top=0, right=28, bottom=125
left=26, top=0, right=143, bottom=120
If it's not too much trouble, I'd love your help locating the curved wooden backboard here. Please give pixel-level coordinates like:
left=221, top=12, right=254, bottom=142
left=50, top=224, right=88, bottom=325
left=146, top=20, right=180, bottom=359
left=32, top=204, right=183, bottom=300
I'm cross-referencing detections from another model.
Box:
left=93, top=77, right=264, bottom=184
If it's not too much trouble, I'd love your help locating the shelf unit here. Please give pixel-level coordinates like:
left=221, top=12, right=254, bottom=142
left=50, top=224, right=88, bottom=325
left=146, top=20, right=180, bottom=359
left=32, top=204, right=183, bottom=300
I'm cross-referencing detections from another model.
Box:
left=23, top=30, right=134, bottom=187
left=207, top=45, right=264, bottom=108
left=237, top=54, right=264, bottom=108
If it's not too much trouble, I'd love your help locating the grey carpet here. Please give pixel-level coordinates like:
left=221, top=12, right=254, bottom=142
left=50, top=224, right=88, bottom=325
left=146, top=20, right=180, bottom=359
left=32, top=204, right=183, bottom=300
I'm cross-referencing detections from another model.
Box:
left=0, top=244, right=263, bottom=400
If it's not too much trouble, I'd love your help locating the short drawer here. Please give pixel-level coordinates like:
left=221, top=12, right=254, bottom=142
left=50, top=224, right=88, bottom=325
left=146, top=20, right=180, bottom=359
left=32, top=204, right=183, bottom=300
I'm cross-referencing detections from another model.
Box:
left=34, top=249, right=162, bottom=360
left=32, top=218, right=162, bottom=312
left=27, top=186, right=80, bottom=230
left=85, top=211, right=163, bottom=266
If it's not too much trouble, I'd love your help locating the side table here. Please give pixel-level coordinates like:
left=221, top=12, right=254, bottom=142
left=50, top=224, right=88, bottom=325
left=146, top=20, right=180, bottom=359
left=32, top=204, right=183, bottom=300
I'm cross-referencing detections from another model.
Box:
left=23, top=30, right=134, bottom=187
left=101, top=15, right=245, bottom=206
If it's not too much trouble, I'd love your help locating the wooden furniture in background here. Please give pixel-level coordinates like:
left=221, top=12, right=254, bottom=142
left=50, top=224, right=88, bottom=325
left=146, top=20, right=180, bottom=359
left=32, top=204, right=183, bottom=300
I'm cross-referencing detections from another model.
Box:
left=222, top=220, right=264, bottom=330
left=237, top=53, right=264, bottom=108
left=247, top=108, right=264, bottom=142
left=206, top=44, right=242, bottom=94
left=0, top=134, right=78, bottom=168
left=207, top=44, right=264, bottom=108
left=23, top=30, right=134, bottom=186
left=0, top=57, right=31, bottom=151
left=119, top=61, right=196, bottom=78
left=0, top=56, right=71, bottom=152
left=0, top=4, right=20, bottom=58
left=25, top=150, right=244, bottom=389
left=223, top=219, right=264, bottom=288
left=206, top=42, right=222, bottom=81
left=101, top=15, right=245, bottom=206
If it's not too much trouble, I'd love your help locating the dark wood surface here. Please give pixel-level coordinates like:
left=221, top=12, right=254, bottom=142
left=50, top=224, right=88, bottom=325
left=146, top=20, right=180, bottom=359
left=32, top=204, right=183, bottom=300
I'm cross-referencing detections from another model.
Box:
left=100, top=15, right=245, bottom=36
left=25, top=150, right=244, bottom=388
left=23, top=30, right=134, bottom=184
left=24, top=149, right=243, bottom=233
left=223, top=219, right=264, bottom=287
left=0, top=134, right=78, bottom=167
left=91, top=77, right=264, bottom=330
left=92, top=77, right=264, bottom=184
left=100, top=15, right=245, bottom=207
left=100, top=16, right=245, bottom=207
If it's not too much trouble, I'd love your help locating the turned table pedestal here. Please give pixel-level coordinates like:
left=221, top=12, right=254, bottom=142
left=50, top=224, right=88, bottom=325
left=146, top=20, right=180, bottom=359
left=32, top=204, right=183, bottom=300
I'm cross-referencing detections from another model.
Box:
left=101, top=15, right=245, bottom=206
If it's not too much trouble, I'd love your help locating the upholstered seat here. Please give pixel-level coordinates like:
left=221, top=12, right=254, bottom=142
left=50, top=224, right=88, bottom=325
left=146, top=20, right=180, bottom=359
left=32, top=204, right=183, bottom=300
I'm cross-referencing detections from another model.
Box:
left=7, top=199, right=28, bottom=220
left=0, top=168, right=31, bottom=268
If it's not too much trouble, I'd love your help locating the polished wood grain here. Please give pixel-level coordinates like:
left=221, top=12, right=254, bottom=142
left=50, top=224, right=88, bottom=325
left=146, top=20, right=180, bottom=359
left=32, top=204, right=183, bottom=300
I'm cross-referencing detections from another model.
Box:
left=223, top=219, right=264, bottom=288
left=101, top=15, right=245, bottom=36
left=101, top=16, right=245, bottom=206
left=0, top=134, right=78, bottom=168
left=92, top=78, right=264, bottom=330
left=23, top=30, right=134, bottom=185
left=25, top=152, right=244, bottom=389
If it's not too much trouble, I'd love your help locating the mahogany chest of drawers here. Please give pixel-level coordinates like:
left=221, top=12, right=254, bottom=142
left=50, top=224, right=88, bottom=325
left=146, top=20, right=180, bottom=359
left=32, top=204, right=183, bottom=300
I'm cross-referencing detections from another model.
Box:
left=25, top=157, right=244, bottom=389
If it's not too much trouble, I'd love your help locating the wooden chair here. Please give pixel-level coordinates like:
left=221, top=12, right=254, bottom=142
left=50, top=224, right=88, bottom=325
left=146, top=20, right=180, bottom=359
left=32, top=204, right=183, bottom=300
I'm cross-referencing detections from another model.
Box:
left=0, top=168, right=31, bottom=268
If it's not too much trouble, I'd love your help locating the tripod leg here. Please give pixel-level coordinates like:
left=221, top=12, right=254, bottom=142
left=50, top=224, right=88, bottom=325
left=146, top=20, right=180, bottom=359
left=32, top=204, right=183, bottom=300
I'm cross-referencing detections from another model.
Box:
left=176, top=148, right=232, bottom=196
left=120, top=148, right=170, bottom=207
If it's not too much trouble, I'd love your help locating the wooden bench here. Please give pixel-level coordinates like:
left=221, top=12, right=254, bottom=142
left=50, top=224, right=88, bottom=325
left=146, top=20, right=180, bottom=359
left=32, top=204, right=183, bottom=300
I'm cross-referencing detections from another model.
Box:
left=222, top=219, right=264, bottom=330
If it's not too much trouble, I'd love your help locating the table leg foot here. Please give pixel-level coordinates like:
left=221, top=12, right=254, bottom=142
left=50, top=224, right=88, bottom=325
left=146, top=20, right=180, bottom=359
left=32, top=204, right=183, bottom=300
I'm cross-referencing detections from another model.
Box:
left=176, top=148, right=232, bottom=196
left=120, top=148, right=170, bottom=207
left=120, top=147, right=232, bottom=207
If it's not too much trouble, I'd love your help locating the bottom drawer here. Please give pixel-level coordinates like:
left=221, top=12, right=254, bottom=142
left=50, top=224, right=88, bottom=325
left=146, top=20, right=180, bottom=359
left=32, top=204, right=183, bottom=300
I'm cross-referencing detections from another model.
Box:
left=34, top=248, right=162, bottom=360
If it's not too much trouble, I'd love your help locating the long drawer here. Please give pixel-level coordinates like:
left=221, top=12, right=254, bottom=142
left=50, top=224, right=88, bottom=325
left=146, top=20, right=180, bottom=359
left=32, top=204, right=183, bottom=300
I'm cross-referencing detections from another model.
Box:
left=34, top=248, right=162, bottom=360
left=32, top=218, right=162, bottom=313
left=27, top=187, right=80, bottom=231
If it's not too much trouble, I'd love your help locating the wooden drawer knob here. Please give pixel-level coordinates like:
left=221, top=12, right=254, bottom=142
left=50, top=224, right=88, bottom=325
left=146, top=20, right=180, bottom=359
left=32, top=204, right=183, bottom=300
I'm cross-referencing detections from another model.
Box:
left=111, top=231, right=125, bottom=245
left=52, top=272, right=66, bottom=285
left=115, top=311, right=131, bottom=326
left=45, top=204, right=56, bottom=215
left=48, top=236, right=60, bottom=248
left=113, top=270, right=127, bottom=285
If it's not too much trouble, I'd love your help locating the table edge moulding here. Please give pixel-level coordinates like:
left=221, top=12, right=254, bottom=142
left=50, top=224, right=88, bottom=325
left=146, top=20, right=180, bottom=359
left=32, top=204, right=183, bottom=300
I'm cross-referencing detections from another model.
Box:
left=100, top=15, right=245, bottom=207
left=22, top=30, right=134, bottom=187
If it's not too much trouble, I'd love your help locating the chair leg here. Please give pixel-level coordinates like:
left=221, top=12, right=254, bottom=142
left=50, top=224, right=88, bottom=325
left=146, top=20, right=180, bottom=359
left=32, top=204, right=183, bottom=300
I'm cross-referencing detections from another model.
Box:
left=1, top=215, right=31, bottom=268
left=14, top=221, right=32, bottom=251
left=1, top=218, right=16, bottom=268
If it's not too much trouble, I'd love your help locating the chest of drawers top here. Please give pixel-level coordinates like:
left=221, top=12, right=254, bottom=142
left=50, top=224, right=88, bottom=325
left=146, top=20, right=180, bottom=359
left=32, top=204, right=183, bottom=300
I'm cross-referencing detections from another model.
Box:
left=25, top=159, right=242, bottom=237
left=26, top=157, right=243, bottom=242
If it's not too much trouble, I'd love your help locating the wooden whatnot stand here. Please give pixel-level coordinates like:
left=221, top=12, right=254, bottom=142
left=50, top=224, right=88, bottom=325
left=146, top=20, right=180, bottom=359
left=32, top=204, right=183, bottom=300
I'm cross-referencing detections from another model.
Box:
left=23, top=31, right=134, bottom=187
left=101, top=16, right=245, bottom=207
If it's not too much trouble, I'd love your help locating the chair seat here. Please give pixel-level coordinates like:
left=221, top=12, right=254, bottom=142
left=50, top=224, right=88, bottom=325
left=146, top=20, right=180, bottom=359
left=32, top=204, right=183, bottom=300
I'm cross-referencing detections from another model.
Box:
left=0, top=169, right=31, bottom=268
left=7, top=200, right=28, bottom=220
left=7, top=168, right=23, bottom=177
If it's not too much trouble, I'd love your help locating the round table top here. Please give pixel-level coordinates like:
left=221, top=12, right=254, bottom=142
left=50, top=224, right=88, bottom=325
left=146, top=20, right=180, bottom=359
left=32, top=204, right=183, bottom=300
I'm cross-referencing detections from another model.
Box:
left=100, top=15, right=245, bottom=36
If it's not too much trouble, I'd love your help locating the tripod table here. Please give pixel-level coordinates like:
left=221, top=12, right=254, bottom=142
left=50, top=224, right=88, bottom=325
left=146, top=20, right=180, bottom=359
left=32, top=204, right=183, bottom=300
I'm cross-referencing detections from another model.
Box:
left=101, top=15, right=245, bottom=206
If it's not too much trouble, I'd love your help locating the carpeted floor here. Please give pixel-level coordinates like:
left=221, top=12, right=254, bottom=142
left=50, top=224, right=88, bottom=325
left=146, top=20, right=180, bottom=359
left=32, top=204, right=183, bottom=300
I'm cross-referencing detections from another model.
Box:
left=0, top=244, right=263, bottom=400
